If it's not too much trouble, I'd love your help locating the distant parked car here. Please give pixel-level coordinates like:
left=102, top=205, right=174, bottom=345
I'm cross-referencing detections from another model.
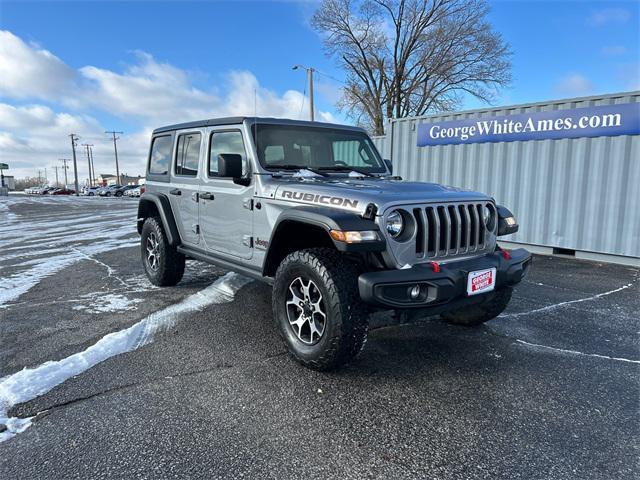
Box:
left=124, top=186, right=139, bottom=197
left=83, top=186, right=100, bottom=196
left=98, top=185, right=122, bottom=196
left=50, top=188, right=75, bottom=195
left=114, top=185, right=137, bottom=197
left=125, top=186, right=145, bottom=197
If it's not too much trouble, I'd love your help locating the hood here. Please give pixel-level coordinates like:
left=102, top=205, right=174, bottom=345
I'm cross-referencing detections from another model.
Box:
left=271, top=176, right=492, bottom=215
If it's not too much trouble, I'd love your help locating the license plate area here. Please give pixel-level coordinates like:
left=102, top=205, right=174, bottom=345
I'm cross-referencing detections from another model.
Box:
left=467, top=268, right=496, bottom=296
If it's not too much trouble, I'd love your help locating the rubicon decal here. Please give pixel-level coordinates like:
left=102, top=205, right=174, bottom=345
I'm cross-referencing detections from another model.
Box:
left=281, top=190, right=359, bottom=209
left=417, top=103, right=640, bottom=146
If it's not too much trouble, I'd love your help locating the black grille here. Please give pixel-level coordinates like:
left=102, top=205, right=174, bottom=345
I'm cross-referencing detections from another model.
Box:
left=413, top=202, right=492, bottom=258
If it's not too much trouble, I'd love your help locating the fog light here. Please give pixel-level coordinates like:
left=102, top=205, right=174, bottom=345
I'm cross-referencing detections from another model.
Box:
left=409, top=284, right=421, bottom=300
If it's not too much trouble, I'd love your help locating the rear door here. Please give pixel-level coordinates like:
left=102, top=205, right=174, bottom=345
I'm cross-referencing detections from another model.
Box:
left=169, top=130, right=203, bottom=246
left=198, top=127, right=253, bottom=259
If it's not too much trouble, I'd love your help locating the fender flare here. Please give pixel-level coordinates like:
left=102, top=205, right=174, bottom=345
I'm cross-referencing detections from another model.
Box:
left=137, top=193, right=181, bottom=246
left=267, top=205, right=385, bottom=253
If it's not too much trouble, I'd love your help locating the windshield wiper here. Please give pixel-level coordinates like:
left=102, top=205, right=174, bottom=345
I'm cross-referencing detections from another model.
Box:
left=266, top=165, right=329, bottom=177
left=317, top=166, right=377, bottom=177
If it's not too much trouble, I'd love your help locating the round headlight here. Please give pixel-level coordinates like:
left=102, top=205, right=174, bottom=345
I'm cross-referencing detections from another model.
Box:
left=483, top=205, right=495, bottom=230
left=386, top=210, right=404, bottom=238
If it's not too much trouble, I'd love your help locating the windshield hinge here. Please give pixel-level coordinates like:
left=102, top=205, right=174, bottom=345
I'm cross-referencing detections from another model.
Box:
left=242, top=235, right=253, bottom=247
left=243, top=198, right=254, bottom=210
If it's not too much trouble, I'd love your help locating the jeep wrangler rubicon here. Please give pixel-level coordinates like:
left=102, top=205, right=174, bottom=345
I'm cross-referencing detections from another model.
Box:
left=137, top=117, right=531, bottom=370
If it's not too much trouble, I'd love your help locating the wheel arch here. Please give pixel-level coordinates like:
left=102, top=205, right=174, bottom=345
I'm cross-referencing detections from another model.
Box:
left=261, top=206, right=384, bottom=277
left=137, top=193, right=181, bottom=246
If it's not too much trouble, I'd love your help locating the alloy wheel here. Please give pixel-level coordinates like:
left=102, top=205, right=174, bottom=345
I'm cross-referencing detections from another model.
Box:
left=286, top=276, right=327, bottom=345
left=146, top=232, right=160, bottom=271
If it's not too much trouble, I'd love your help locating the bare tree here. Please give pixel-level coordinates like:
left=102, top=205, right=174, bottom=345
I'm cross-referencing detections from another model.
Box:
left=312, top=0, right=512, bottom=135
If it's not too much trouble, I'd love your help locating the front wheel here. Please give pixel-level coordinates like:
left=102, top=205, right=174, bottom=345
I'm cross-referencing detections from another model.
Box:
left=272, top=248, right=369, bottom=371
left=441, top=286, right=513, bottom=327
left=140, top=217, right=185, bottom=286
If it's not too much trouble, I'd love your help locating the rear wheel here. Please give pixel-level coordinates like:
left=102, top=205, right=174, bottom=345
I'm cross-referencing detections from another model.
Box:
left=272, top=248, right=369, bottom=371
left=441, top=287, right=512, bottom=327
left=140, top=216, right=185, bottom=286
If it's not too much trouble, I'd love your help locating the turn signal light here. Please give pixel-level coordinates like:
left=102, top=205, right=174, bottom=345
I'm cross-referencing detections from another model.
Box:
left=330, top=230, right=378, bottom=243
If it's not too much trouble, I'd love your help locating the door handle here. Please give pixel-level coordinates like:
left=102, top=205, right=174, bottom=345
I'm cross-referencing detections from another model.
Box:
left=200, top=192, right=214, bottom=200
left=169, top=188, right=182, bottom=196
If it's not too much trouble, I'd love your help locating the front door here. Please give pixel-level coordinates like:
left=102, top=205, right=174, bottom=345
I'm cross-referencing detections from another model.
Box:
left=199, top=128, right=253, bottom=259
left=169, top=130, right=202, bottom=246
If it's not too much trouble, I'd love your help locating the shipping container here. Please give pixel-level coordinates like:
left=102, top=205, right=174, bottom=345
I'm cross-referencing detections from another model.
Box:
left=375, top=92, right=640, bottom=265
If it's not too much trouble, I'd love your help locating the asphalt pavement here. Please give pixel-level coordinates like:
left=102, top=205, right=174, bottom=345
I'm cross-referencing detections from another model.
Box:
left=0, top=195, right=638, bottom=479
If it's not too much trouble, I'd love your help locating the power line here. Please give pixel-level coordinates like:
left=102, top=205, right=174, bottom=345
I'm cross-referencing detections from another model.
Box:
left=105, top=131, right=123, bottom=184
left=58, top=159, right=70, bottom=186
left=89, top=145, right=96, bottom=187
left=293, top=65, right=315, bottom=121
left=69, top=134, right=80, bottom=195
left=81, top=143, right=94, bottom=186
left=51, top=165, right=60, bottom=188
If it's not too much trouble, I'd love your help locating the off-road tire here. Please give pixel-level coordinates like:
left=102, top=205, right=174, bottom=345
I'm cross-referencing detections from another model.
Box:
left=140, top=216, right=185, bottom=286
left=442, top=286, right=513, bottom=327
left=272, top=248, right=369, bottom=371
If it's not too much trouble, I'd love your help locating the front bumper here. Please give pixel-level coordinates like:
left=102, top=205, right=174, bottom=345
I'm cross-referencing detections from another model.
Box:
left=358, top=248, right=531, bottom=310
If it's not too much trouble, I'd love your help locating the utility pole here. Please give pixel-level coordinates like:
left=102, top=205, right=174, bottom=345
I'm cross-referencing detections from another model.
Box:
left=69, top=134, right=80, bottom=195
left=37, top=169, right=42, bottom=185
left=59, top=159, right=70, bottom=186
left=89, top=145, right=96, bottom=187
left=82, top=143, right=94, bottom=186
left=292, top=64, right=315, bottom=121
left=106, top=131, right=123, bottom=184
left=52, top=165, right=59, bottom=187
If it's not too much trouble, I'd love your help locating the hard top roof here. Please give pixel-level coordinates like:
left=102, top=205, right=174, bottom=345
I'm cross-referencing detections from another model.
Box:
left=152, top=117, right=367, bottom=135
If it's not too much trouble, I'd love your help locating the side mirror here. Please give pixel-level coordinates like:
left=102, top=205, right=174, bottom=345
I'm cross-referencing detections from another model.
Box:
left=496, top=205, right=519, bottom=236
left=383, top=159, right=393, bottom=174
left=218, top=153, right=243, bottom=179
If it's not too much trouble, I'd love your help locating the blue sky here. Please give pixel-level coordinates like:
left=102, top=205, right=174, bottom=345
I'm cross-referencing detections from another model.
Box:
left=0, top=0, right=638, bottom=178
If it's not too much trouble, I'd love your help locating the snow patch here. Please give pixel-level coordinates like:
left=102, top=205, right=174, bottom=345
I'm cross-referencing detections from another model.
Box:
left=72, top=294, right=143, bottom=313
left=0, top=272, right=252, bottom=442
left=515, top=340, right=640, bottom=364
left=0, top=239, right=139, bottom=307
left=499, top=282, right=635, bottom=319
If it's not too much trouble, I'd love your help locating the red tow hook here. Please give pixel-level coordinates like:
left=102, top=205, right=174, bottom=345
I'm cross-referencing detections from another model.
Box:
left=430, top=261, right=441, bottom=273
left=501, top=249, right=512, bottom=260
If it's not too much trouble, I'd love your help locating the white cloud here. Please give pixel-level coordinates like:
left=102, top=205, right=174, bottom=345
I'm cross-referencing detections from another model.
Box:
left=0, top=31, right=75, bottom=100
left=587, top=8, right=631, bottom=26
left=0, top=30, right=337, bottom=179
left=554, top=74, right=594, bottom=97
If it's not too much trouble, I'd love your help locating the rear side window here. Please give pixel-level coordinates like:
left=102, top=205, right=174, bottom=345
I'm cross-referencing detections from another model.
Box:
left=175, top=133, right=201, bottom=177
left=209, top=131, right=246, bottom=176
left=148, top=135, right=172, bottom=175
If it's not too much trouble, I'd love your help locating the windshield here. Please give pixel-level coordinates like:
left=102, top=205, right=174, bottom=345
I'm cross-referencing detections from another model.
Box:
left=252, top=124, right=386, bottom=174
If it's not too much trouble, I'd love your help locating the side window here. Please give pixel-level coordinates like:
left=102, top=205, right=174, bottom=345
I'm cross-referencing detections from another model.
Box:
left=175, top=133, right=201, bottom=177
left=332, top=140, right=371, bottom=167
left=148, top=135, right=173, bottom=175
left=209, top=131, right=246, bottom=176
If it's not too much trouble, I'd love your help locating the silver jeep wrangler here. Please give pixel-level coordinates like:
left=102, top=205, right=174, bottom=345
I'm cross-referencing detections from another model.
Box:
left=137, top=117, right=531, bottom=370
